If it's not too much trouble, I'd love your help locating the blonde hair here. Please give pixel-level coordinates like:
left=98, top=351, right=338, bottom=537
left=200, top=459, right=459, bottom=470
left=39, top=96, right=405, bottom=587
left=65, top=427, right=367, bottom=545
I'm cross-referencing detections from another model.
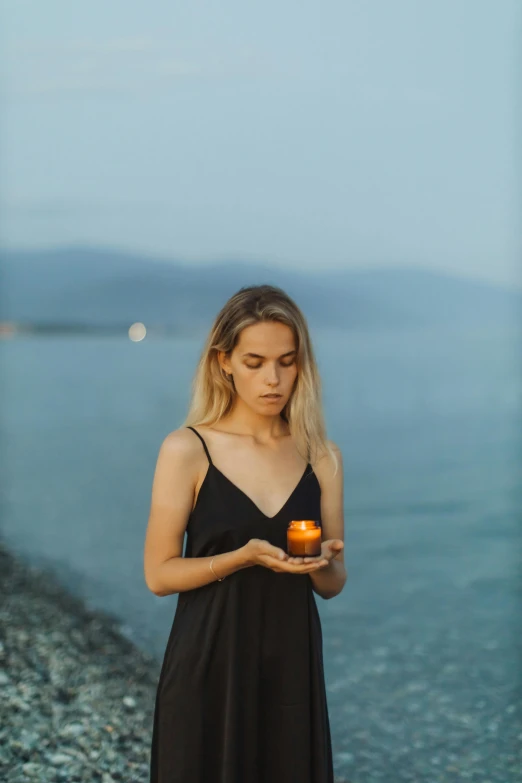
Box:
left=182, top=284, right=338, bottom=475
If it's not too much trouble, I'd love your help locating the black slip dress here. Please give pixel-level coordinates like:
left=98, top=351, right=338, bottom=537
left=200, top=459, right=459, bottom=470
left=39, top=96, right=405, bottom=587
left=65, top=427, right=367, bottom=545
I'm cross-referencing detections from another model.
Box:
left=150, top=426, right=334, bottom=783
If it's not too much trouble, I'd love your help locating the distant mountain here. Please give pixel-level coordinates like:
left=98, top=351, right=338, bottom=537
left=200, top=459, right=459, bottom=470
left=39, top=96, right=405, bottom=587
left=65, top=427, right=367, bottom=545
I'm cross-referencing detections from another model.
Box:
left=1, top=244, right=520, bottom=331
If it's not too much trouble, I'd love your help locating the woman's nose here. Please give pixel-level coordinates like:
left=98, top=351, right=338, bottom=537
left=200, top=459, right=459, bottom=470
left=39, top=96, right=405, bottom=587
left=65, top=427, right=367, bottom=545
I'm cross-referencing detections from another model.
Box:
left=265, top=365, right=280, bottom=384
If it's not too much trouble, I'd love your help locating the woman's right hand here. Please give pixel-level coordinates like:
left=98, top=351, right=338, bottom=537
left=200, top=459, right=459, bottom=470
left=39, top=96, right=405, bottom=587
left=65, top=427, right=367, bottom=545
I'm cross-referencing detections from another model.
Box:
left=242, top=538, right=328, bottom=574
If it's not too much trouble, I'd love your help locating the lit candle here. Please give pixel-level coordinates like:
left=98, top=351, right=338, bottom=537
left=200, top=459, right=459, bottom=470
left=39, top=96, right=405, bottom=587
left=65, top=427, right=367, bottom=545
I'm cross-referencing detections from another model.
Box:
left=287, top=520, right=322, bottom=557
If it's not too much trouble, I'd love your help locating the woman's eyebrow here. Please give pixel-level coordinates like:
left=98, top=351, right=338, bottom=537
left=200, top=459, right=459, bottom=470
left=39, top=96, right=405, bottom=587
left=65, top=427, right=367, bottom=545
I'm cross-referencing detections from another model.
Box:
left=241, top=350, right=297, bottom=359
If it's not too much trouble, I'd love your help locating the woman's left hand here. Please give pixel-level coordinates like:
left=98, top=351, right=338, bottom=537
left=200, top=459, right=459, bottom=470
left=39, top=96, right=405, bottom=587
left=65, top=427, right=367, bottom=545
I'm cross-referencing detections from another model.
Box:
left=286, top=539, right=344, bottom=567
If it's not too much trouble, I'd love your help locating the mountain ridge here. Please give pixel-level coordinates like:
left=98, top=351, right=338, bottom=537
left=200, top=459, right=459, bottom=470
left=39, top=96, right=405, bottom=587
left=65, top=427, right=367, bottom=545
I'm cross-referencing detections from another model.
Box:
left=1, top=245, right=519, bottom=330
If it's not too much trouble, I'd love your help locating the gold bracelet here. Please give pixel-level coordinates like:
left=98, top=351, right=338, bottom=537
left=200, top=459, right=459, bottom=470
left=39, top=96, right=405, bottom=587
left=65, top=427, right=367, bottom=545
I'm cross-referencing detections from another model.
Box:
left=209, top=556, right=225, bottom=582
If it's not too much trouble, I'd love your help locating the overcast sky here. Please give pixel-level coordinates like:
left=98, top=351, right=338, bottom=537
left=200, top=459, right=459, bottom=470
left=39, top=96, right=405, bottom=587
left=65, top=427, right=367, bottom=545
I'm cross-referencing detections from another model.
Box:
left=1, top=1, right=520, bottom=288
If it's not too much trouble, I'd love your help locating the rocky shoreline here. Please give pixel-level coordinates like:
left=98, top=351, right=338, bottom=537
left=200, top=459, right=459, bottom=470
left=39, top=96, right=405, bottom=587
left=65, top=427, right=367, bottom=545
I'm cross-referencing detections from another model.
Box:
left=1, top=543, right=161, bottom=783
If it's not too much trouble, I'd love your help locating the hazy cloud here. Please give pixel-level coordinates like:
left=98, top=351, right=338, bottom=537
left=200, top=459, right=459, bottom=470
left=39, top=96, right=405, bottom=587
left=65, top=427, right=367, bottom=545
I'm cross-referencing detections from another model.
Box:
left=0, top=198, right=166, bottom=216
left=7, top=37, right=158, bottom=56
left=2, top=36, right=279, bottom=97
left=3, top=36, right=200, bottom=97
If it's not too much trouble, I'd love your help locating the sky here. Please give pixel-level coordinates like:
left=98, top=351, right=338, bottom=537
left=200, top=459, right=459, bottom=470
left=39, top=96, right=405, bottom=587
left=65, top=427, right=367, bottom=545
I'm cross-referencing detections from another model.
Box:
left=1, top=0, right=520, bottom=288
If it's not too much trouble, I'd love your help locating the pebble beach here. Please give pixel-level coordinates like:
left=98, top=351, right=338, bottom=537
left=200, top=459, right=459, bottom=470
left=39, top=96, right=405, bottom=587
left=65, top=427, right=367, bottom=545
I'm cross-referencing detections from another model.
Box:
left=1, top=544, right=159, bottom=783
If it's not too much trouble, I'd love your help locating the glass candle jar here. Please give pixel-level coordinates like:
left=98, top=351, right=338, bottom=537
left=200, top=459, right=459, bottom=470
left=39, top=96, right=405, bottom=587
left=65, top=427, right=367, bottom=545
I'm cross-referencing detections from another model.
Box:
left=287, top=520, right=322, bottom=556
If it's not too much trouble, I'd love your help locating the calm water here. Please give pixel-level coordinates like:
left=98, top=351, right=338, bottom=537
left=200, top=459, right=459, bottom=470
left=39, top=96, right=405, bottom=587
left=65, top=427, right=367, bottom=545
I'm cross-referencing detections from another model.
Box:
left=1, top=324, right=521, bottom=773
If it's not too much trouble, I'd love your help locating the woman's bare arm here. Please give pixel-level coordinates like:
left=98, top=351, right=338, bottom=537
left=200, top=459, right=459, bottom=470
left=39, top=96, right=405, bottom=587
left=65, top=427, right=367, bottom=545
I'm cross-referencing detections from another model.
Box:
left=144, top=429, right=251, bottom=596
left=307, top=441, right=347, bottom=599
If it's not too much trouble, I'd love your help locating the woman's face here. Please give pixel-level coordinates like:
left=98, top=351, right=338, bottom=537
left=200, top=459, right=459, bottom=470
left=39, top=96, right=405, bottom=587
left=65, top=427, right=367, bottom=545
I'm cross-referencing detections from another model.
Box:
left=219, top=321, right=299, bottom=414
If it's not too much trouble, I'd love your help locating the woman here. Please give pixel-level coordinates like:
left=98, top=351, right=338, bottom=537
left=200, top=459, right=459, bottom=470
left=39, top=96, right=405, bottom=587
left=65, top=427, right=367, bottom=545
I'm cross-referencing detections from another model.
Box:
left=144, top=283, right=346, bottom=783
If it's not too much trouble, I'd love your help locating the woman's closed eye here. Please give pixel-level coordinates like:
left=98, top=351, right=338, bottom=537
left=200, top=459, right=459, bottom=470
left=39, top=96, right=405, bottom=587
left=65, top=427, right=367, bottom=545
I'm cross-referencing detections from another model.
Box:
left=246, top=360, right=296, bottom=370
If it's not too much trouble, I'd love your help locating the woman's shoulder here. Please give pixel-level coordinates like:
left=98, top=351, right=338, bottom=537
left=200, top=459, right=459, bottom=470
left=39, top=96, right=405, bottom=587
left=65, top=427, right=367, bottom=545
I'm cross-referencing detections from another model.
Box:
left=312, top=438, right=342, bottom=463
left=311, top=438, right=343, bottom=483
left=159, top=426, right=207, bottom=464
left=325, top=438, right=342, bottom=455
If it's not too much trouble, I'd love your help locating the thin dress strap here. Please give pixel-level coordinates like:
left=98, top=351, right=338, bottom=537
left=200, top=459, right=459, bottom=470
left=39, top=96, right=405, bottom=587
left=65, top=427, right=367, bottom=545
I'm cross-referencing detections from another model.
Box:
left=186, top=426, right=213, bottom=465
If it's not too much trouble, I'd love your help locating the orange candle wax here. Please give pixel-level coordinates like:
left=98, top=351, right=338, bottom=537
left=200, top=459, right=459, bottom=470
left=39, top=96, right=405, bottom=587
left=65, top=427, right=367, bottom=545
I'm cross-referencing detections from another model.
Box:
left=287, top=520, right=322, bottom=556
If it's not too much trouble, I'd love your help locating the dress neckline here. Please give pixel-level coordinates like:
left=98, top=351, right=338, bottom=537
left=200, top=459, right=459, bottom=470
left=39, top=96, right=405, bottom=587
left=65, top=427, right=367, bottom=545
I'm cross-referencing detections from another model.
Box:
left=209, top=462, right=312, bottom=520
left=186, top=425, right=316, bottom=520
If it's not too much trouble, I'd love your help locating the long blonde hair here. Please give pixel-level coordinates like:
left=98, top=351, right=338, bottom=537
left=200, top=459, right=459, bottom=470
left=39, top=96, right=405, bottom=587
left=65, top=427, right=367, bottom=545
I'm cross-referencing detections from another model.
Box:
left=182, top=284, right=338, bottom=474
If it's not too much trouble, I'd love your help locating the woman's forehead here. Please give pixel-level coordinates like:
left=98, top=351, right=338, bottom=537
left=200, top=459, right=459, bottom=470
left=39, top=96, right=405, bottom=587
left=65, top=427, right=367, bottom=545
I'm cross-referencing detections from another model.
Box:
left=236, top=322, right=296, bottom=353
